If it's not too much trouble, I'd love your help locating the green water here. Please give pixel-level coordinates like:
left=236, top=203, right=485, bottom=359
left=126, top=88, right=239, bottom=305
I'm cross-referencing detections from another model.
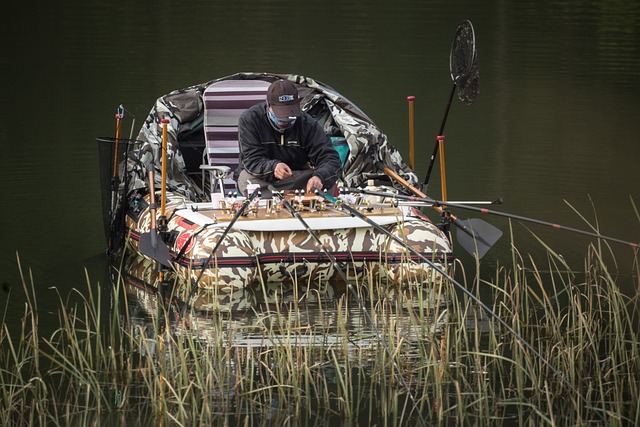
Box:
left=1, top=1, right=639, bottom=424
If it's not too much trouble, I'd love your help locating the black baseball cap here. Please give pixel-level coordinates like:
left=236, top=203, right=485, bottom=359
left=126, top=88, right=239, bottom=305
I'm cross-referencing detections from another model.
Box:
left=266, top=79, right=302, bottom=118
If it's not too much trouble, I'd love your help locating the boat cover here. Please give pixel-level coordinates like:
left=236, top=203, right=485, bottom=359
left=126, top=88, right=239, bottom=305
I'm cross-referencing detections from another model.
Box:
left=127, top=72, right=418, bottom=201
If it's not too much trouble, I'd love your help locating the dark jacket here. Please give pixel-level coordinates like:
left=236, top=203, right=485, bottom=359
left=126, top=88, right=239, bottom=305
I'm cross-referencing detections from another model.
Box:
left=237, top=102, right=342, bottom=188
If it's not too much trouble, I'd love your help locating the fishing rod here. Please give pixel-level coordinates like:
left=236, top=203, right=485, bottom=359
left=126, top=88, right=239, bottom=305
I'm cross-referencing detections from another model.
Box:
left=312, top=187, right=605, bottom=422
left=179, top=187, right=261, bottom=320
left=351, top=189, right=502, bottom=207
left=270, top=186, right=428, bottom=426
left=350, top=187, right=639, bottom=249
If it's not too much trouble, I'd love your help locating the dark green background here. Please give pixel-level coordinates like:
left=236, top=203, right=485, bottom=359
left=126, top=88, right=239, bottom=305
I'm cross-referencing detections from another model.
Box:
left=1, top=1, right=638, bottom=323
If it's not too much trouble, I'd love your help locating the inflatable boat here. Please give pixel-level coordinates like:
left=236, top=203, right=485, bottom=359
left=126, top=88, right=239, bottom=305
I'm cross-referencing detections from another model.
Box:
left=98, top=73, right=455, bottom=311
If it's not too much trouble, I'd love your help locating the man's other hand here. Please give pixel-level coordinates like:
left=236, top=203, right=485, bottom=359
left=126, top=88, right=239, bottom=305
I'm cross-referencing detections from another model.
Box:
left=274, top=162, right=293, bottom=180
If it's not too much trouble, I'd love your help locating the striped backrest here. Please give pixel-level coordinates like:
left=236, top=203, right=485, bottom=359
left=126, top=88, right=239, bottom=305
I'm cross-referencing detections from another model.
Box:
left=203, top=79, right=270, bottom=192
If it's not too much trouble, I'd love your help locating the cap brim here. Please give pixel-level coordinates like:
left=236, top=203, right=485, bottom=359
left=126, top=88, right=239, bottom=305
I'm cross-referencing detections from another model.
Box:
left=271, top=103, right=301, bottom=119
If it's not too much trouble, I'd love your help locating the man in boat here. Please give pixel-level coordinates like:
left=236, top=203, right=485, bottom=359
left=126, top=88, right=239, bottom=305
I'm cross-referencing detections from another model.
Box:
left=236, top=79, right=342, bottom=197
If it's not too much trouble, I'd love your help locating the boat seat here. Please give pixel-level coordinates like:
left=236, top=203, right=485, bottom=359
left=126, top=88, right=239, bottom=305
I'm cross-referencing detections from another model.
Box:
left=201, top=79, right=271, bottom=196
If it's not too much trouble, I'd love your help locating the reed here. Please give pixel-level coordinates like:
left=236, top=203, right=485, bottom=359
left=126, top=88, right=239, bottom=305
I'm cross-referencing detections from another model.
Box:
left=1, top=233, right=639, bottom=425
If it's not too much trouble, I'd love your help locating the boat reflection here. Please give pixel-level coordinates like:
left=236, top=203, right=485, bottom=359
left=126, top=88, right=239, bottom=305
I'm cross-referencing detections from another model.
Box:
left=114, top=249, right=449, bottom=353
left=109, top=251, right=450, bottom=424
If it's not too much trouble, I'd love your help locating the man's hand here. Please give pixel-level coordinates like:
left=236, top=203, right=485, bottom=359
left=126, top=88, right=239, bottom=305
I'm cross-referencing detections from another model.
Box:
left=306, top=175, right=323, bottom=194
left=274, top=162, right=293, bottom=180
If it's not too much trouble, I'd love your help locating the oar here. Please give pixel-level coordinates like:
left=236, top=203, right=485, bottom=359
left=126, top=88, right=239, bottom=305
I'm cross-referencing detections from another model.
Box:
left=312, top=187, right=604, bottom=422
left=376, top=161, right=502, bottom=258
left=139, top=170, right=173, bottom=268
left=140, top=118, right=175, bottom=267
left=270, top=186, right=428, bottom=426
left=179, top=187, right=261, bottom=319
left=423, top=19, right=479, bottom=193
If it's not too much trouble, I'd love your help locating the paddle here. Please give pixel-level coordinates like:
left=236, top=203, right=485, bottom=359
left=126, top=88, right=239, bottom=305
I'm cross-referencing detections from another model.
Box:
left=179, top=187, right=261, bottom=319
left=312, top=187, right=604, bottom=421
left=139, top=170, right=173, bottom=267
left=423, top=19, right=479, bottom=194
left=375, top=161, right=502, bottom=258
left=139, top=118, right=174, bottom=267
left=270, top=186, right=428, bottom=426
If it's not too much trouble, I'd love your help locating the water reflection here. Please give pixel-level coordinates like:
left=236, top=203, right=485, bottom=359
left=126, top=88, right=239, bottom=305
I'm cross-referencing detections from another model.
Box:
left=111, top=251, right=450, bottom=424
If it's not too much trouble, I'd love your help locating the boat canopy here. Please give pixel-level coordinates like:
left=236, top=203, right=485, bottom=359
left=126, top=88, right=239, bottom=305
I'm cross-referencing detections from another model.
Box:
left=127, top=72, right=418, bottom=200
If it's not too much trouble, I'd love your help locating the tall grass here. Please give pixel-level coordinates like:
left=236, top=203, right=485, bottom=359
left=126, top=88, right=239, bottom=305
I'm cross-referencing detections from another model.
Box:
left=1, top=235, right=639, bottom=425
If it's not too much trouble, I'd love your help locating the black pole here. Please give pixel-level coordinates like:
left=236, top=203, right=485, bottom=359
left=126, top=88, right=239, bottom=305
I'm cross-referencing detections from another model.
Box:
left=179, top=187, right=261, bottom=320
left=422, top=82, right=456, bottom=193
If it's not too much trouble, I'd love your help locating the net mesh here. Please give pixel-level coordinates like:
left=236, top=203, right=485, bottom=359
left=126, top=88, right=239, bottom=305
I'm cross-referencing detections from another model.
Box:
left=96, top=137, right=143, bottom=252
left=450, top=20, right=479, bottom=104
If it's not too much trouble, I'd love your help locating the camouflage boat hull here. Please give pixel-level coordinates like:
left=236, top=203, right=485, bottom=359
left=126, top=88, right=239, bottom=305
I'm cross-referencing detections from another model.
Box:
left=123, top=189, right=453, bottom=299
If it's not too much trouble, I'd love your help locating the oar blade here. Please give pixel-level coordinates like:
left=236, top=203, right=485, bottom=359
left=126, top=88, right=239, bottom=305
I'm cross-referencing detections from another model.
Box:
left=139, top=230, right=173, bottom=268
left=455, top=218, right=502, bottom=259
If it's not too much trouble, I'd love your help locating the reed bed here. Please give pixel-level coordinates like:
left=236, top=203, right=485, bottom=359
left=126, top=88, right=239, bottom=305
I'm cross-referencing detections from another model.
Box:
left=1, top=236, right=639, bottom=426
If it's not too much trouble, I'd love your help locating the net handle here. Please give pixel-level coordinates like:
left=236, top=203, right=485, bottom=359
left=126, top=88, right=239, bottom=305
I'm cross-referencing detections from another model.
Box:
left=421, top=20, right=479, bottom=191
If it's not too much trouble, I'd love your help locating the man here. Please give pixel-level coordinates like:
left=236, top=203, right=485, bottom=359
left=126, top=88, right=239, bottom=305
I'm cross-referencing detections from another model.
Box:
left=236, top=79, right=342, bottom=196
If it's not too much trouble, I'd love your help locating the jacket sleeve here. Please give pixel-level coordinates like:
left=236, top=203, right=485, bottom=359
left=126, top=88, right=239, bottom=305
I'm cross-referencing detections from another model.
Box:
left=303, top=118, right=343, bottom=189
left=238, top=112, right=279, bottom=181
